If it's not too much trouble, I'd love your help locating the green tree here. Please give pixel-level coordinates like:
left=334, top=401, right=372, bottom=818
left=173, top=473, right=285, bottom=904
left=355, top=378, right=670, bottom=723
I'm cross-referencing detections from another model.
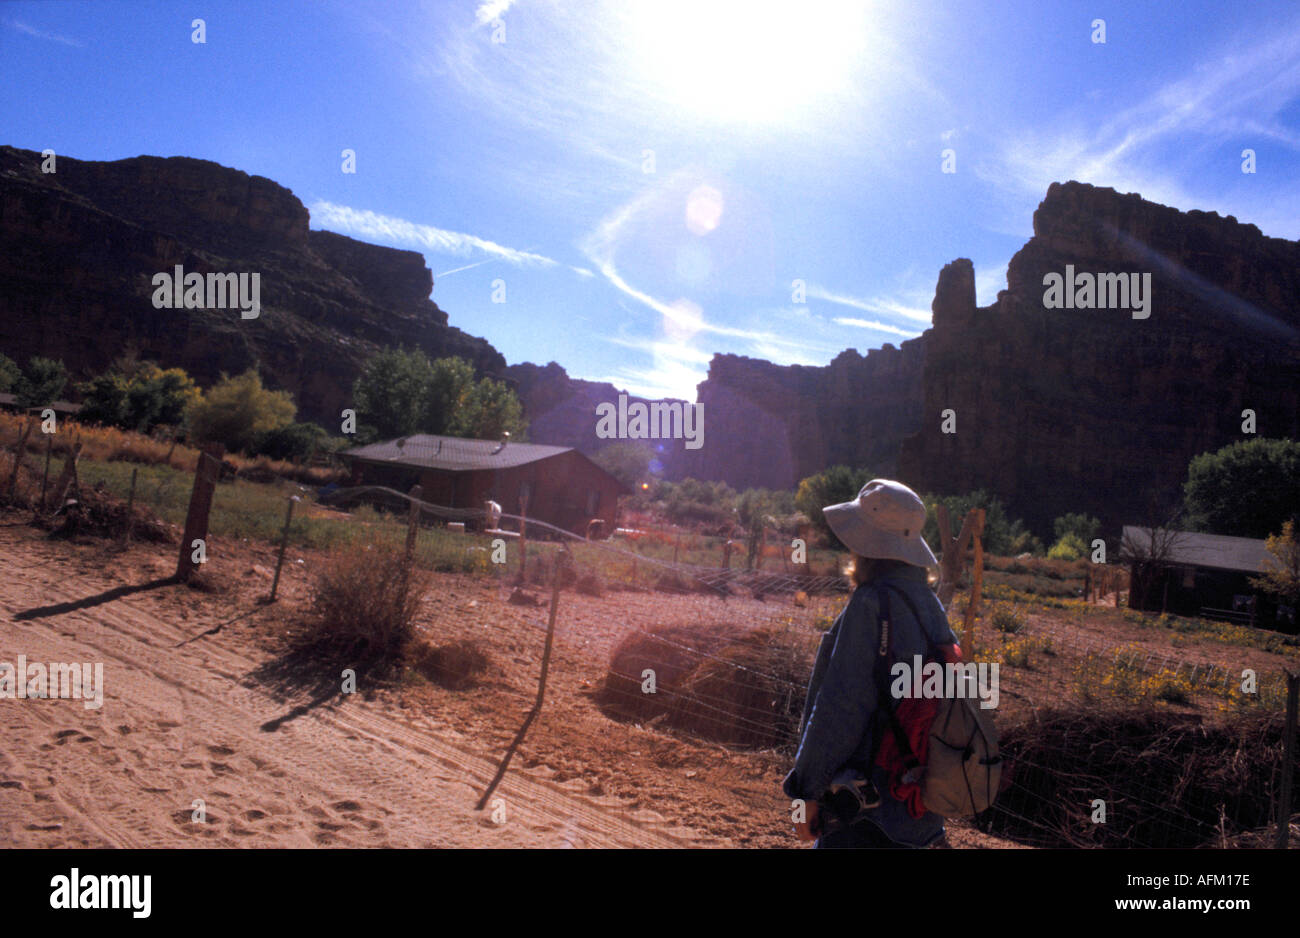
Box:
left=0, top=354, right=21, bottom=394
left=1250, top=521, right=1300, bottom=605
left=794, top=465, right=875, bottom=549
left=351, top=349, right=529, bottom=443
left=352, top=347, right=435, bottom=442
left=1184, top=438, right=1300, bottom=539
left=77, top=373, right=131, bottom=427
left=187, top=370, right=296, bottom=453
left=253, top=422, right=332, bottom=462
left=1047, top=532, right=1088, bottom=560
left=447, top=375, right=527, bottom=441
left=922, top=490, right=1043, bottom=557
left=593, top=441, right=652, bottom=490
left=78, top=363, right=199, bottom=433
left=14, top=357, right=68, bottom=408
left=424, top=356, right=475, bottom=435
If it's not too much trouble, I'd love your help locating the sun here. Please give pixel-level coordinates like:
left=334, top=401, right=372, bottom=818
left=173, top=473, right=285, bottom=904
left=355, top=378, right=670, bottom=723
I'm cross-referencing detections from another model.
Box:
left=624, top=0, right=872, bottom=124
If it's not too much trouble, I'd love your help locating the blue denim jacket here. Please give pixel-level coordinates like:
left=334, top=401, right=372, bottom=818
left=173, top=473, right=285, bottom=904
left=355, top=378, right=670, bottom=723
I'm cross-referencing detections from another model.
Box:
left=782, top=563, right=958, bottom=847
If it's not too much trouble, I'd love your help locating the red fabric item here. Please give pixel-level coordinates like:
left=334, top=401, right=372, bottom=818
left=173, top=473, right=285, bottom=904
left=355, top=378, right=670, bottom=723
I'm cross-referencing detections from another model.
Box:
left=874, top=694, right=940, bottom=818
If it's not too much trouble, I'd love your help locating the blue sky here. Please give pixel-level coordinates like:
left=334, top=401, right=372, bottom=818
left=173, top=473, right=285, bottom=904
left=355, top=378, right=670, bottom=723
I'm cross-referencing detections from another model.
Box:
left=3, top=0, right=1298, bottom=400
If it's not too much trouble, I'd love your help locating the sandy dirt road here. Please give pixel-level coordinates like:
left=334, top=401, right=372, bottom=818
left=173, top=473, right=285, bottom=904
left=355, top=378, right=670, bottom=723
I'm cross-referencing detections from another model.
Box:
left=0, top=525, right=698, bottom=848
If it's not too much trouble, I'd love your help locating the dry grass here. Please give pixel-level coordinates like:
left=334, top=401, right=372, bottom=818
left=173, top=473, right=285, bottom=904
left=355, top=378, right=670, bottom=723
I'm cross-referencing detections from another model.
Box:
left=990, top=705, right=1288, bottom=848
left=0, top=412, right=343, bottom=485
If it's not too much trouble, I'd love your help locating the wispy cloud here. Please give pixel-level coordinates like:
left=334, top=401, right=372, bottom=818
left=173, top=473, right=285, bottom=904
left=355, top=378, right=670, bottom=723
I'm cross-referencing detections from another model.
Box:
left=831, top=317, right=923, bottom=339
left=475, top=0, right=517, bottom=26
left=7, top=19, right=84, bottom=48
left=985, top=20, right=1300, bottom=236
left=806, top=283, right=932, bottom=324
left=310, top=200, right=557, bottom=267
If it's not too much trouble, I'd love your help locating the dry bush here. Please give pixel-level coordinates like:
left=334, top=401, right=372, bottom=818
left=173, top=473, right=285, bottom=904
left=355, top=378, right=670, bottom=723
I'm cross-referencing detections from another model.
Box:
left=408, top=639, right=492, bottom=690
left=575, top=571, right=605, bottom=597
left=38, top=483, right=173, bottom=543
left=305, top=537, right=430, bottom=655
left=990, top=706, right=1288, bottom=848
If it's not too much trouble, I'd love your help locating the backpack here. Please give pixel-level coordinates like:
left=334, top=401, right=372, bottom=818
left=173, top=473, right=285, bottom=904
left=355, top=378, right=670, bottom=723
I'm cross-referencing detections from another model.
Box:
left=870, top=584, right=1002, bottom=819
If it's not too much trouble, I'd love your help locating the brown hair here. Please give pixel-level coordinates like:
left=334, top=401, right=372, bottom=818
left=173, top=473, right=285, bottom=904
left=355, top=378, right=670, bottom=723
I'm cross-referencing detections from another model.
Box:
left=849, top=555, right=912, bottom=587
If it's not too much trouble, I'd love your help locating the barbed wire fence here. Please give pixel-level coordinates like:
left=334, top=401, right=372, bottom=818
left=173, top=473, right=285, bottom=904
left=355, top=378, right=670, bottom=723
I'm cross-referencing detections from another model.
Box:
left=2, top=431, right=1296, bottom=848
left=302, top=484, right=1300, bottom=849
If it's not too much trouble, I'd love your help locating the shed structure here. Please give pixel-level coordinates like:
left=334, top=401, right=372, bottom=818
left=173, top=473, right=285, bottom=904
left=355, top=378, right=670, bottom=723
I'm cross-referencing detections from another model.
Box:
left=341, top=434, right=629, bottom=537
left=1121, top=526, right=1294, bottom=631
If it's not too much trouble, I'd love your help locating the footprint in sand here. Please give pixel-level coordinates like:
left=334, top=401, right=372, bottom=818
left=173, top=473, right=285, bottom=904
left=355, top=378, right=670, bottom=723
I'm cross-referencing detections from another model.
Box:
left=207, top=745, right=236, bottom=757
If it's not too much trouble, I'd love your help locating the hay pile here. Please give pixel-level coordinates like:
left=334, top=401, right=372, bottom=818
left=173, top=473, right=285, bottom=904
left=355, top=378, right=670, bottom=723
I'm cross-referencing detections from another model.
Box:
left=598, top=623, right=813, bottom=750
left=409, top=639, right=492, bottom=690
left=662, top=626, right=811, bottom=749
left=597, top=622, right=746, bottom=724
left=990, top=706, right=1288, bottom=848
left=41, top=484, right=173, bottom=543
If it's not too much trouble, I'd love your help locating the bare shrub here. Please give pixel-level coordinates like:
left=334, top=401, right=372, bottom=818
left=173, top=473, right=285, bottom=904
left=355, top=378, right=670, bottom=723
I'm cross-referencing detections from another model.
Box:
left=305, top=536, right=429, bottom=655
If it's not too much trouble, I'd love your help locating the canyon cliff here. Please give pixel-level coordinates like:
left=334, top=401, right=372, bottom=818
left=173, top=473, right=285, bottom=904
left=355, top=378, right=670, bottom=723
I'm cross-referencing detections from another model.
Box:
left=0, top=146, right=504, bottom=425
left=3, top=146, right=1296, bottom=540
left=898, top=182, right=1300, bottom=537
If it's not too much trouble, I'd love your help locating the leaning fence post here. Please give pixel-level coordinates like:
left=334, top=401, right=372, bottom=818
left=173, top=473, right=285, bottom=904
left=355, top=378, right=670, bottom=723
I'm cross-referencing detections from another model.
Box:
left=477, top=567, right=561, bottom=811
left=960, top=509, right=986, bottom=662
left=47, top=441, right=83, bottom=513
left=123, top=466, right=138, bottom=546
left=176, top=444, right=223, bottom=582
left=518, top=493, right=529, bottom=583
left=6, top=417, right=33, bottom=498
left=1277, top=670, right=1299, bottom=849
left=39, top=432, right=52, bottom=508
left=405, top=484, right=423, bottom=564
left=268, top=495, right=299, bottom=602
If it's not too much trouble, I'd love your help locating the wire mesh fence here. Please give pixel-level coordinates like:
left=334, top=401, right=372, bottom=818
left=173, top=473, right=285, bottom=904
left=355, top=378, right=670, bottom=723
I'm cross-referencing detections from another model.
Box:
left=2, top=437, right=1296, bottom=848
left=301, top=485, right=1299, bottom=849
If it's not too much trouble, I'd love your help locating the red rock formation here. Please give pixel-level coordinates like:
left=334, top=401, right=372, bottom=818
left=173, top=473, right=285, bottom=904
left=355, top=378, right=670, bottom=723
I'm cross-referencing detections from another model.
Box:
left=899, top=181, right=1300, bottom=538
left=0, top=146, right=503, bottom=424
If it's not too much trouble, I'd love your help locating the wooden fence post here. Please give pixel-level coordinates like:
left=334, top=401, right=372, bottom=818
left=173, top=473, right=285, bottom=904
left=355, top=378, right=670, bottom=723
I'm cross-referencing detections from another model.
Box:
left=1277, top=671, right=1299, bottom=849
left=405, top=484, right=423, bottom=564
left=268, top=495, right=299, bottom=602
left=176, top=444, right=223, bottom=582
left=39, top=433, right=53, bottom=508
left=47, top=442, right=82, bottom=513
left=476, top=568, right=562, bottom=811
left=936, top=504, right=982, bottom=609
left=123, top=466, right=138, bottom=546
left=5, top=417, right=33, bottom=497
left=960, top=509, right=986, bottom=662
left=518, top=493, right=529, bottom=583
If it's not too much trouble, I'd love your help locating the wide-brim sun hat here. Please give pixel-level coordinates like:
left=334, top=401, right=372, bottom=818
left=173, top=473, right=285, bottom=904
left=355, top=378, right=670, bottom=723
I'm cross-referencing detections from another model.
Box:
left=823, top=479, right=937, bottom=568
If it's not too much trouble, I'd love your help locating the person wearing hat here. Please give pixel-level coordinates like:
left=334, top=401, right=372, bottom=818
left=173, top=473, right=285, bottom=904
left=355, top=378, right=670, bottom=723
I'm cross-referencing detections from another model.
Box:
left=783, top=479, right=959, bottom=848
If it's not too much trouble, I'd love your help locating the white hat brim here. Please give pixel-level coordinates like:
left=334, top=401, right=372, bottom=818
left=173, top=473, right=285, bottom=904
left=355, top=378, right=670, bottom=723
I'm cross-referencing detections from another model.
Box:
left=823, top=499, right=938, bottom=567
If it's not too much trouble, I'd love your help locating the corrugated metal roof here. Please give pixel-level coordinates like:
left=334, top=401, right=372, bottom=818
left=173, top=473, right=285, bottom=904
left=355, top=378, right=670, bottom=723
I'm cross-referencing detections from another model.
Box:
left=342, top=434, right=573, bottom=472
left=0, top=392, right=82, bottom=414
left=1120, top=526, right=1271, bottom=573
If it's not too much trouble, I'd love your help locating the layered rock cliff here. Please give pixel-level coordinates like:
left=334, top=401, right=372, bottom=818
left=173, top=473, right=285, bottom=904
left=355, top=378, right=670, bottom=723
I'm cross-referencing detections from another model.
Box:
left=506, top=341, right=927, bottom=491
left=0, top=146, right=504, bottom=424
left=898, top=181, right=1300, bottom=537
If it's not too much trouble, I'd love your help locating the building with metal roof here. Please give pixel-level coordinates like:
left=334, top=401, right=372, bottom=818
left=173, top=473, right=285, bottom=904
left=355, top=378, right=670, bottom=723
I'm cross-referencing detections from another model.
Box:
left=341, top=434, right=630, bottom=537
left=1120, top=526, right=1293, bottom=631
